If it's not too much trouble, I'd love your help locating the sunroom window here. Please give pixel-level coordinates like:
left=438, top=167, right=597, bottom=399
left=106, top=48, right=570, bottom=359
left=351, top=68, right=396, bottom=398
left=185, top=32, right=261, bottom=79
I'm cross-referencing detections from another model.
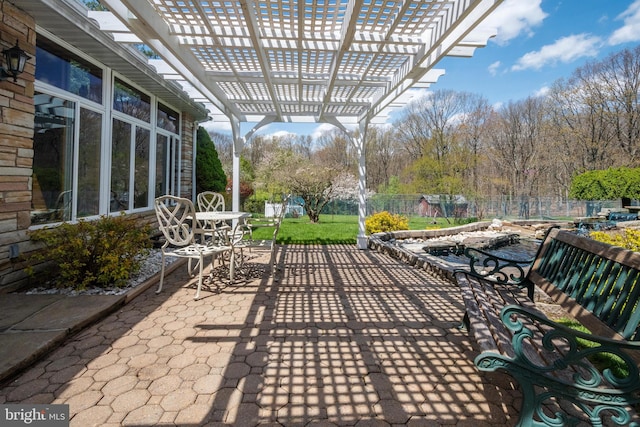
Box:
left=32, top=92, right=105, bottom=224
left=32, top=35, right=184, bottom=225
left=35, top=37, right=103, bottom=104
left=113, top=78, right=151, bottom=122
left=110, top=118, right=152, bottom=212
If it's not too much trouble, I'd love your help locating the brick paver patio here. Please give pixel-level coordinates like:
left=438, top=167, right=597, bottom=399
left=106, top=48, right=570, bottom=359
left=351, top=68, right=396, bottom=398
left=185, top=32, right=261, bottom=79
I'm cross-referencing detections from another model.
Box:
left=0, top=244, right=520, bottom=426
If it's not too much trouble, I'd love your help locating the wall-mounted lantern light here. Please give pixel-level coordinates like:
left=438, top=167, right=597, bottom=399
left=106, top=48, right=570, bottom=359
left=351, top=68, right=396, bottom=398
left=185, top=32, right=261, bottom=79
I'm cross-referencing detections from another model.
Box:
left=0, top=39, right=30, bottom=82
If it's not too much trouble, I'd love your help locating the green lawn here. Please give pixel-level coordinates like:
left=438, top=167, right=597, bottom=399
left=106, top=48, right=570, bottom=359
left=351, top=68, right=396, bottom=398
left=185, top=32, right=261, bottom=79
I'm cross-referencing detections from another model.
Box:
left=249, top=214, right=456, bottom=245
left=556, top=318, right=629, bottom=378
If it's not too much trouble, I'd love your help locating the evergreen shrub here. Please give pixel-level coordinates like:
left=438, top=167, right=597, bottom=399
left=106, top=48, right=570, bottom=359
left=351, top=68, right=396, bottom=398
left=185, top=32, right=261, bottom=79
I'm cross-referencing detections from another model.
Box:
left=195, top=127, right=227, bottom=194
left=27, top=214, right=152, bottom=290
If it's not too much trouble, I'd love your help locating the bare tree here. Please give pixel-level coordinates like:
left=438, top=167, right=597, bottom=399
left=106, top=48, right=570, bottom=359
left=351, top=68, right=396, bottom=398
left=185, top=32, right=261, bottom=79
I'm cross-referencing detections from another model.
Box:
left=210, top=131, right=233, bottom=175
left=456, top=94, right=494, bottom=207
left=546, top=74, right=616, bottom=173
left=365, top=125, right=403, bottom=192
left=314, top=127, right=357, bottom=172
left=489, top=97, right=546, bottom=218
left=596, top=46, right=640, bottom=165
left=395, top=90, right=470, bottom=161
left=393, top=90, right=489, bottom=202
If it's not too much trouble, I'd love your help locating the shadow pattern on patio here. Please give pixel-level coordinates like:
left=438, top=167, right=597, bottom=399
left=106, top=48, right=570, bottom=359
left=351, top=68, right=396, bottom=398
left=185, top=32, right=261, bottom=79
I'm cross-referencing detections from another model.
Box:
left=0, top=244, right=520, bottom=426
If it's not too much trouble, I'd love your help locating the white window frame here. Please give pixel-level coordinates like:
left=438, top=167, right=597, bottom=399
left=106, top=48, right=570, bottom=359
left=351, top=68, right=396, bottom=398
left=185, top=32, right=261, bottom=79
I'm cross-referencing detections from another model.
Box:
left=32, top=32, right=184, bottom=227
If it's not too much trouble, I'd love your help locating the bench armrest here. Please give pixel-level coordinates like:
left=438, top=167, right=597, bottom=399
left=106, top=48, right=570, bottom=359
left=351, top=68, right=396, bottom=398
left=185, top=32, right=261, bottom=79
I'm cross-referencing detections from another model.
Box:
left=461, top=246, right=533, bottom=284
left=488, top=305, right=640, bottom=390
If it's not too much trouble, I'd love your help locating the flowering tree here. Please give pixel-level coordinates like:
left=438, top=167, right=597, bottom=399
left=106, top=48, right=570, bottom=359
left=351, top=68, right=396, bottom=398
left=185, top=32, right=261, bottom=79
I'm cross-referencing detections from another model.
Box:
left=331, top=172, right=361, bottom=201
left=266, top=151, right=364, bottom=223
left=254, top=135, right=374, bottom=223
left=287, top=164, right=337, bottom=223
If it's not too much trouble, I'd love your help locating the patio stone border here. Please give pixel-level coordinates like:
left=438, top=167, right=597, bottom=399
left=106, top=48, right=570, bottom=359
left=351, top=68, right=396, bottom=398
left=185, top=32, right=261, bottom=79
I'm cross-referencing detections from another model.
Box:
left=368, top=222, right=492, bottom=282
left=367, top=220, right=573, bottom=282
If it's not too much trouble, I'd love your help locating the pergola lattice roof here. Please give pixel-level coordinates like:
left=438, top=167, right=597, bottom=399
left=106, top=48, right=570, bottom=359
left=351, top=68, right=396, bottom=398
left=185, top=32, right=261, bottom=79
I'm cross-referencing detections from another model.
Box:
left=93, top=0, right=502, bottom=127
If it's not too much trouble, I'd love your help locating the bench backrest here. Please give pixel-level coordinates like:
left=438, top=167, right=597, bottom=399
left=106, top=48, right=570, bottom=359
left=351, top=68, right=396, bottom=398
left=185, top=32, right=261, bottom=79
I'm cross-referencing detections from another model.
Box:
left=530, top=227, right=640, bottom=341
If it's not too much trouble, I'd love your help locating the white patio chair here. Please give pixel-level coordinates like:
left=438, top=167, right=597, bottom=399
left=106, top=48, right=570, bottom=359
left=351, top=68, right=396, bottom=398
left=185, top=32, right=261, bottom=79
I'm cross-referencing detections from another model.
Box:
left=154, top=195, right=232, bottom=300
left=197, top=191, right=225, bottom=212
left=237, top=195, right=289, bottom=275
left=196, top=191, right=229, bottom=243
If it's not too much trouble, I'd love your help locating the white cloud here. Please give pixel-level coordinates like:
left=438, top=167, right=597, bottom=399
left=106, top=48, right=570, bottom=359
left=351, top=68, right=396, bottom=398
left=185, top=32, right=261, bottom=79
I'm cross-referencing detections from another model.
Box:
left=480, top=0, right=548, bottom=45
left=311, top=123, right=337, bottom=140
left=201, top=118, right=231, bottom=133
left=512, top=34, right=602, bottom=71
left=609, top=0, right=640, bottom=45
left=270, top=130, right=296, bottom=138
left=488, top=61, right=501, bottom=76
left=533, top=86, right=550, bottom=98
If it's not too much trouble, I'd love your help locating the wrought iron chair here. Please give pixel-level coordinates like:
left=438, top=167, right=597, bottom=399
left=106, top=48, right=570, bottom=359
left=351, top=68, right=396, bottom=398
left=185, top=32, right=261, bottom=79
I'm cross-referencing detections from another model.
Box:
left=196, top=191, right=225, bottom=212
left=196, top=191, right=229, bottom=243
left=235, top=195, right=289, bottom=275
left=154, top=195, right=232, bottom=300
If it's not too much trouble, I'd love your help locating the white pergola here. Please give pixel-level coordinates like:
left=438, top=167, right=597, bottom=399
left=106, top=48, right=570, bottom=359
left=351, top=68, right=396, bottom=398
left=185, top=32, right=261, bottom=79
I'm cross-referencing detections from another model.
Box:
left=92, top=0, right=503, bottom=248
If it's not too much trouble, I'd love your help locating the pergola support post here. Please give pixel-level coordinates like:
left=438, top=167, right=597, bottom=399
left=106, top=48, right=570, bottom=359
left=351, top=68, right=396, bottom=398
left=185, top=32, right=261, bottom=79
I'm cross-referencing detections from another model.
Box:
left=329, top=116, right=369, bottom=249
left=230, top=116, right=242, bottom=212
left=356, top=120, right=368, bottom=250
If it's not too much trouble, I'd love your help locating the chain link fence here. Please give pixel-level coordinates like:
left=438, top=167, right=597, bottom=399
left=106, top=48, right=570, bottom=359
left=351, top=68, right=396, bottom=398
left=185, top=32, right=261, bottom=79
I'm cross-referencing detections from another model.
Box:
left=323, top=195, right=625, bottom=220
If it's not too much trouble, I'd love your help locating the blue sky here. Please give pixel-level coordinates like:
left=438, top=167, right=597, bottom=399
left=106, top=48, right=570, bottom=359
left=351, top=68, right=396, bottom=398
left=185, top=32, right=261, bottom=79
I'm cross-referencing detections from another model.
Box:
left=436, top=0, right=640, bottom=106
left=206, top=0, right=640, bottom=139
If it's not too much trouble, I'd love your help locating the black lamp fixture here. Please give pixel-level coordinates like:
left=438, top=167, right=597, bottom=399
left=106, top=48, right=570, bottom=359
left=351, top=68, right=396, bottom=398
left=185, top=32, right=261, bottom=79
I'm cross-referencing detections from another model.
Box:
left=0, top=39, right=30, bottom=82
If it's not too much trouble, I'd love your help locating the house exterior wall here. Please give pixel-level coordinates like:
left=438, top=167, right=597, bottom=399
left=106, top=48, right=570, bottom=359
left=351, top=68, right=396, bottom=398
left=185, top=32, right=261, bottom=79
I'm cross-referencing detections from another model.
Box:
left=0, top=1, right=202, bottom=293
left=180, top=113, right=195, bottom=199
left=0, top=0, right=36, bottom=292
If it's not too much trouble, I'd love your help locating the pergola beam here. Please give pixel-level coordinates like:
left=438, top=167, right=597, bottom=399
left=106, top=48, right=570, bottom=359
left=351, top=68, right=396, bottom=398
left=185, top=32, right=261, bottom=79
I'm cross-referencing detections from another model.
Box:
left=93, top=0, right=504, bottom=240
left=98, top=0, right=243, bottom=120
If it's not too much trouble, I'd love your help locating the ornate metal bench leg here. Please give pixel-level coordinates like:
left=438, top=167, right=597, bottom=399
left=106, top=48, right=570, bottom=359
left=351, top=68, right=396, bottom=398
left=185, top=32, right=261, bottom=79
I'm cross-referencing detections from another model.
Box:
left=458, top=312, right=470, bottom=331
left=513, top=379, right=538, bottom=427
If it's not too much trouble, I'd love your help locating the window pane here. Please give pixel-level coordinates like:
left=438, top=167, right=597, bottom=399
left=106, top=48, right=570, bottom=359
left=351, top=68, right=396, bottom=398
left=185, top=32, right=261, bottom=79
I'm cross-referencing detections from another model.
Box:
left=155, top=134, right=168, bottom=198
left=77, top=108, right=102, bottom=217
left=157, top=103, right=179, bottom=133
left=134, top=128, right=150, bottom=209
left=32, top=93, right=75, bottom=224
left=35, top=37, right=103, bottom=103
left=111, top=119, right=131, bottom=212
left=113, top=78, right=151, bottom=122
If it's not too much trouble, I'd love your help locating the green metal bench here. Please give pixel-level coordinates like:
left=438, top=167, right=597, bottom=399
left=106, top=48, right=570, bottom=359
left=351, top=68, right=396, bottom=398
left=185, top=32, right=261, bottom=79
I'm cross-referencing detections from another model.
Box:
left=454, top=227, right=640, bottom=426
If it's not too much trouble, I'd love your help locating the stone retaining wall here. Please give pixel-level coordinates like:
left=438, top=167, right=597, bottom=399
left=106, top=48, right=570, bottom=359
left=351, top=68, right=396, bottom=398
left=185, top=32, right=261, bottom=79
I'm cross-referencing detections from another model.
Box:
left=367, top=220, right=572, bottom=283
left=367, top=222, right=492, bottom=282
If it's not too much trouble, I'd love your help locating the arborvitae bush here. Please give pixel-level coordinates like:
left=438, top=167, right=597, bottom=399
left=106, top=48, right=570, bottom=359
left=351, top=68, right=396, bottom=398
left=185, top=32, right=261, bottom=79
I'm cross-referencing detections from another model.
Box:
left=365, top=211, right=409, bottom=234
left=195, top=127, right=227, bottom=194
left=27, top=214, right=152, bottom=290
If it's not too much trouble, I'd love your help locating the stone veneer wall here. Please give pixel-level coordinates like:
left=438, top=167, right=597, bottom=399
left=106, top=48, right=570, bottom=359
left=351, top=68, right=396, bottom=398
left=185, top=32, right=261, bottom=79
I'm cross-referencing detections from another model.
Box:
left=180, top=113, right=195, bottom=199
left=0, top=0, right=36, bottom=292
